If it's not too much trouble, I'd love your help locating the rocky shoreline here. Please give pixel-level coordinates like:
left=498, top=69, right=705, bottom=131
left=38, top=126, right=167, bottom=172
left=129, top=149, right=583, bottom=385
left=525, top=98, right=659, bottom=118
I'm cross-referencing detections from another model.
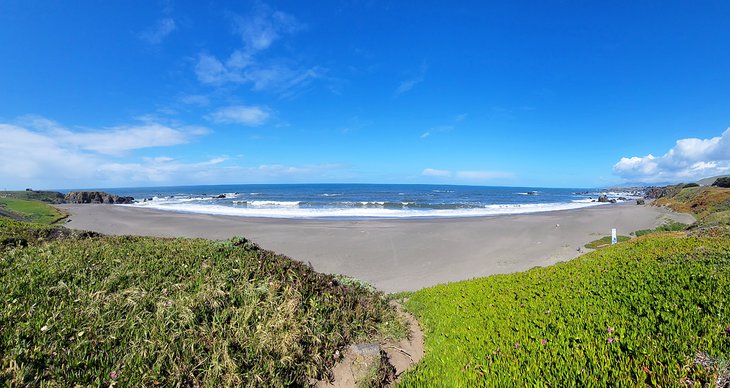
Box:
left=63, top=191, right=135, bottom=204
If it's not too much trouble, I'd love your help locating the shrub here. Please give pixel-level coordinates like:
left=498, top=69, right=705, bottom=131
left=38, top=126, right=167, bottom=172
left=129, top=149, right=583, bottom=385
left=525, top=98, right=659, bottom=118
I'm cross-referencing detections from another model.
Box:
left=713, top=177, right=730, bottom=188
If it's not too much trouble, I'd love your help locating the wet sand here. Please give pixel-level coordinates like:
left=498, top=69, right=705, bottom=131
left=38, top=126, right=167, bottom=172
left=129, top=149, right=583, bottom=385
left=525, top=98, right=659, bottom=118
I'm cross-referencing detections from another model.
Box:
left=58, top=203, right=694, bottom=293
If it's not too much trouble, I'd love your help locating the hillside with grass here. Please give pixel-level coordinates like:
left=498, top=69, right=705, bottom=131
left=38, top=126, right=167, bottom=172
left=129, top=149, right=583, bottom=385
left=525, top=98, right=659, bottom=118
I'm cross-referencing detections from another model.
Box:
left=654, top=185, right=730, bottom=229
left=0, top=196, right=67, bottom=225
left=0, top=219, right=404, bottom=386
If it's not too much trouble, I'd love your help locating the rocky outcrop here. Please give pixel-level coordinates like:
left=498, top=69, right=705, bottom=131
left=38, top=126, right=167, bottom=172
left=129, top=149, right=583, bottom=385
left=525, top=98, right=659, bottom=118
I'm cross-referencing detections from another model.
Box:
left=64, top=191, right=134, bottom=204
left=644, top=184, right=685, bottom=200
left=636, top=198, right=646, bottom=205
left=597, top=194, right=609, bottom=203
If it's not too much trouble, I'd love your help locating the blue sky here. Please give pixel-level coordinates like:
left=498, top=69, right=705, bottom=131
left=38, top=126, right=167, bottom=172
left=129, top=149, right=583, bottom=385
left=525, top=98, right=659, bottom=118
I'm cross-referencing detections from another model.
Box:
left=1, top=1, right=729, bottom=190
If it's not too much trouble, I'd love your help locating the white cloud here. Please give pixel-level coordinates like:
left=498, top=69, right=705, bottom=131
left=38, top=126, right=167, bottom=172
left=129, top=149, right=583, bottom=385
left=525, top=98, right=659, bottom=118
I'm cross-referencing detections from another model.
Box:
left=422, top=168, right=451, bottom=177
left=195, top=53, right=240, bottom=85
left=395, top=62, right=428, bottom=96
left=193, top=3, right=318, bottom=95
left=420, top=125, right=454, bottom=139
left=206, top=105, right=270, bottom=126
left=395, top=77, right=424, bottom=95
left=233, top=4, right=302, bottom=52
left=0, top=116, right=349, bottom=189
left=0, top=124, right=95, bottom=181
left=0, top=117, right=215, bottom=188
left=422, top=168, right=512, bottom=181
left=420, top=114, right=465, bottom=139
left=613, top=127, right=730, bottom=183
left=195, top=52, right=320, bottom=94
left=139, top=18, right=176, bottom=44
left=17, top=116, right=207, bottom=156
left=245, top=65, right=320, bottom=94
left=252, top=163, right=344, bottom=177
left=70, top=124, right=203, bottom=155
left=179, top=94, right=210, bottom=106
left=455, top=171, right=513, bottom=180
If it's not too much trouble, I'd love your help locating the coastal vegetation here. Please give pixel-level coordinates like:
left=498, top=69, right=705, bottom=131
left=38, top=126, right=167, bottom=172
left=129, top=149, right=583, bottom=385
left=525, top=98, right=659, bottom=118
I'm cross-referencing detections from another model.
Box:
left=0, top=218, right=404, bottom=386
left=398, top=233, right=730, bottom=386
left=0, top=197, right=67, bottom=224
left=2, top=185, right=730, bottom=385
left=713, top=177, right=730, bottom=188
left=0, top=190, right=65, bottom=204
left=633, top=220, right=690, bottom=237
left=654, top=185, right=730, bottom=229
left=397, top=185, right=730, bottom=386
left=583, top=234, right=630, bottom=249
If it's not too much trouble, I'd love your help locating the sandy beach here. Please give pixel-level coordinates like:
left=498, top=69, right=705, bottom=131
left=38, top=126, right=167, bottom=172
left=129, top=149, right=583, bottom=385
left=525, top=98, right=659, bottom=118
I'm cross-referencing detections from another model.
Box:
left=58, top=203, right=694, bottom=293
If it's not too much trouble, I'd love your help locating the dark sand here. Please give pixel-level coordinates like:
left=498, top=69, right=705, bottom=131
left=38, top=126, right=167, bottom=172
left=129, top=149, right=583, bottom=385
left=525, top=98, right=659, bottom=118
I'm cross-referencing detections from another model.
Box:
left=58, top=203, right=694, bottom=293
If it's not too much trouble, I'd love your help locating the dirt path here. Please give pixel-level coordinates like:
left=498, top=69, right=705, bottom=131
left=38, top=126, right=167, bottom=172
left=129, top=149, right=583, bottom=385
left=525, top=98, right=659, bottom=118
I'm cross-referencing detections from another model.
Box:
left=314, top=301, right=424, bottom=387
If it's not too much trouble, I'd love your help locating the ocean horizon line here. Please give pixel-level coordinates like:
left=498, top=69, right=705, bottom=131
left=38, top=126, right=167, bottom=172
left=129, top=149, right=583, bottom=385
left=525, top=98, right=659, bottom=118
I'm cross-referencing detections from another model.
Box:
left=49, top=183, right=644, bottom=220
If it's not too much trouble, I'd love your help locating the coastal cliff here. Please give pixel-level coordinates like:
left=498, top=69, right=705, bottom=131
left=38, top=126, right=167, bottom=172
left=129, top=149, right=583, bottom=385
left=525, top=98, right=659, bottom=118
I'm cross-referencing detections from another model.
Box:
left=64, top=191, right=134, bottom=204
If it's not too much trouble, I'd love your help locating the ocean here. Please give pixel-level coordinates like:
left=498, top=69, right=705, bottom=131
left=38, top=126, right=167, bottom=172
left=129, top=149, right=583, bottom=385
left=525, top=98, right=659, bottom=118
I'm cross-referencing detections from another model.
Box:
left=83, top=184, right=640, bottom=219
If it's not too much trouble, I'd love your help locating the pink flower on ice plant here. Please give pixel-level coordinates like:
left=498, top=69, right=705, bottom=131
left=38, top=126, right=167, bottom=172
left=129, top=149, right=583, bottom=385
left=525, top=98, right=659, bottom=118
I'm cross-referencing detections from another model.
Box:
left=607, top=327, right=614, bottom=333
left=607, top=337, right=614, bottom=343
left=541, top=339, right=547, bottom=345
left=515, top=343, right=520, bottom=349
left=110, top=371, right=118, bottom=380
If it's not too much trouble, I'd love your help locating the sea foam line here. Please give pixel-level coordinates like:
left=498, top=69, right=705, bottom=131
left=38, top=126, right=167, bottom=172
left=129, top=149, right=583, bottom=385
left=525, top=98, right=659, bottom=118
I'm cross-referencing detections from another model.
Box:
left=127, top=200, right=608, bottom=219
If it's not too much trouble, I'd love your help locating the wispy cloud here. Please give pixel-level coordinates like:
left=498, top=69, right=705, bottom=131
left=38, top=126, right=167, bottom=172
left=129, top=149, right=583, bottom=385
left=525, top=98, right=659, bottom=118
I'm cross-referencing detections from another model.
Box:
left=232, top=3, right=303, bottom=52
left=395, top=62, right=428, bottom=96
left=193, top=3, right=319, bottom=95
left=139, top=17, right=176, bottom=44
left=179, top=94, right=210, bottom=106
left=205, top=105, right=270, bottom=126
left=613, top=127, right=730, bottom=183
left=422, top=168, right=451, bottom=177
left=420, top=114, right=466, bottom=139
left=455, top=170, right=513, bottom=180
left=422, top=168, right=513, bottom=181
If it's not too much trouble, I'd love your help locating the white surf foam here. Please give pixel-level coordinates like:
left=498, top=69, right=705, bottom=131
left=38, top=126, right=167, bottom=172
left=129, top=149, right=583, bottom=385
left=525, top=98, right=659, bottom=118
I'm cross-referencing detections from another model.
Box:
left=128, top=200, right=607, bottom=219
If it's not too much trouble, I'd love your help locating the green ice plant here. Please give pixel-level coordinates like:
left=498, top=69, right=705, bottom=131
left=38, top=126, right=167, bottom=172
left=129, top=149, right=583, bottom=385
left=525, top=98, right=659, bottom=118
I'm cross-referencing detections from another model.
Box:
left=399, top=233, right=730, bottom=386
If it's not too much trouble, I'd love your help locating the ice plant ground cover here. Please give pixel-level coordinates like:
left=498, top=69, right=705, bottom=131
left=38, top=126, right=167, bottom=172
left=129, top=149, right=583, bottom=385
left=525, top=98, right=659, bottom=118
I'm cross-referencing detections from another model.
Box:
left=398, top=233, right=730, bottom=386
left=0, top=219, right=404, bottom=386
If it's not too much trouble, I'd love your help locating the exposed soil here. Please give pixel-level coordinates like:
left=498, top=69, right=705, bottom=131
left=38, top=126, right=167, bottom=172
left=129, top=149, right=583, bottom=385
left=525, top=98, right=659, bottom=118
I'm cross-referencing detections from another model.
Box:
left=314, top=301, right=424, bottom=387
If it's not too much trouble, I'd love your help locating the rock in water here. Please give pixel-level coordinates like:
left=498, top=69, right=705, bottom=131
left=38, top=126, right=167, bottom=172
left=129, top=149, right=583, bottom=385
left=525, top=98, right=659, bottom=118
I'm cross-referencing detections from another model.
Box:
left=64, top=191, right=134, bottom=204
left=597, top=194, right=609, bottom=202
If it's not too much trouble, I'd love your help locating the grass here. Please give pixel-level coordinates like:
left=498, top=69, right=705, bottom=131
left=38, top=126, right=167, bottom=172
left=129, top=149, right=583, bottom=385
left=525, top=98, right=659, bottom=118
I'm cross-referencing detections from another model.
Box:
left=655, top=186, right=730, bottom=228
left=0, top=198, right=67, bottom=224
left=4, top=187, right=730, bottom=385
left=398, top=233, right=730, bottom=386
left=633, top=220, right=690, bottom=237
left=583, top=235, right=630, bottom=249
left=0, top=190, right=65, bottom=203
left=0, top=219, right=404, bottom=386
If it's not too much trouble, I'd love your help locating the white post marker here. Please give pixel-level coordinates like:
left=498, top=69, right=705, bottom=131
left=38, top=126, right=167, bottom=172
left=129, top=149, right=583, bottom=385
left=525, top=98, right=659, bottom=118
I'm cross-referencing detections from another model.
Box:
left=611, top=228, right=617, bottom=245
